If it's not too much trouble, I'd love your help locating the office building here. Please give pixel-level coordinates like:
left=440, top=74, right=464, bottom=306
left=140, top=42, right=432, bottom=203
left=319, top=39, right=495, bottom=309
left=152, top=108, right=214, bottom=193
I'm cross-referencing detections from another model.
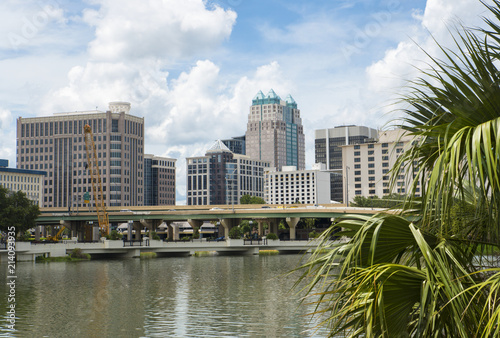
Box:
left=342, top=129, right=420, bottom=203
left=246, top=89, right=305, bottom=171
left=144, top=155, right=176, bottom=206
left=315, top=125, right=378, bottom=202
left=222, top=135, right=246, bottom=155
left=16, top=102, right=144, bottom=208
left=264, top=163, right=331, bottom=205
left=186, top=140, right=270, bottom=205
left=0, top=159, right=46, bottom=205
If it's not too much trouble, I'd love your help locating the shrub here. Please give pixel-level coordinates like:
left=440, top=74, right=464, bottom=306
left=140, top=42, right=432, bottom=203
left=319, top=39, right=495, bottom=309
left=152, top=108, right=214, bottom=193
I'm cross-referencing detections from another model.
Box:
left=266, top=232, right=278, bottom=240
left=309, top=231, right=320, bottom=239
left=229, top=226, right=242, bottom=239
left=70, top=248, right=90, bottom=260
left=108, top=230, right=123, bottom=240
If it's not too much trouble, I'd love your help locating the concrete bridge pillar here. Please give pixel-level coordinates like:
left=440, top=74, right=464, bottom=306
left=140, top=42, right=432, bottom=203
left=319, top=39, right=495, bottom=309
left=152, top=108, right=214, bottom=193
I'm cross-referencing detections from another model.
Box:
left=187, top=219, right=203, bottom=236
left=165, top=221, right=173, bottom=240
left=35, top=225, right=42, bottom=241
left=171, top=222, right=181, bottom=241
left=133, top=222, right=142, bottom=241
left=127, top=222, right=133, bottom=241
left=268, top=218, right=279, bottom=235
left=220, top=218, right=239, bottom=238
left=257, top=220, right=264, bottom=236
left=286, top=217, right=300, bottom=240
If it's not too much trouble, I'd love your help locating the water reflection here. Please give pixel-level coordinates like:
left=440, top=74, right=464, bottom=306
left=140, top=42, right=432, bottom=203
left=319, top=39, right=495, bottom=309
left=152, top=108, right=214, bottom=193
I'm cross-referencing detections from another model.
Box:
left=0, top=255, right=328, bottom=337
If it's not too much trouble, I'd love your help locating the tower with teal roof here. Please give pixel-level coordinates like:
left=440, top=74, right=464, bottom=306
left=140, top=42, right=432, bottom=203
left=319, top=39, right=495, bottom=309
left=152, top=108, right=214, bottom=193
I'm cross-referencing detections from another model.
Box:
left=245, top=89, right=305, bottom=170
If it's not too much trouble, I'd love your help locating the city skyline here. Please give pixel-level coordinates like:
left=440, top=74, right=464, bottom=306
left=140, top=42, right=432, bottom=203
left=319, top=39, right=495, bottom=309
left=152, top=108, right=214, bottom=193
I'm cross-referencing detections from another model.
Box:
left=0, top=0, right=493, bottom=204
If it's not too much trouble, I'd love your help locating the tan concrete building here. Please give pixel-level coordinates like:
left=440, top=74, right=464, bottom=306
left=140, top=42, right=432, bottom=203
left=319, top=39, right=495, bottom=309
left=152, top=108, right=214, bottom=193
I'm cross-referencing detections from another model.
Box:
left=16, top=102, right=144, bottom=208
left=342, top=129, right=420, bottom=203
left=246, top=89, right=305, bottom=171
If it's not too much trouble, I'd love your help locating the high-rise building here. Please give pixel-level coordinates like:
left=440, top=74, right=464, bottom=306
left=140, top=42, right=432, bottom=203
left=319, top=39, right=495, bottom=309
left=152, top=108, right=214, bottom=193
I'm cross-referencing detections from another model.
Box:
left=144, top=155, right=176, bottom=206
left=246, top=89, right=305, bottom=171
left=186, top=140, right=270, bottom=205
left=264, top=163, right=331, bottom=205
left=315, top=125, right=377, bottom=202
left=0, top=159, right=46, bottom=205
left=16, top=102, right=144, bottom=208
left=222, top=135, right=246, bottom=155
left=341, top=129, right=420, bottom=203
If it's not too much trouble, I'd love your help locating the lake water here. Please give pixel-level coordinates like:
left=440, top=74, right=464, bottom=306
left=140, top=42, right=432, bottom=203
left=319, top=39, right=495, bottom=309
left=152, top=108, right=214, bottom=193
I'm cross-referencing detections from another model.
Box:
left=0, top=254, right=329, bottom=337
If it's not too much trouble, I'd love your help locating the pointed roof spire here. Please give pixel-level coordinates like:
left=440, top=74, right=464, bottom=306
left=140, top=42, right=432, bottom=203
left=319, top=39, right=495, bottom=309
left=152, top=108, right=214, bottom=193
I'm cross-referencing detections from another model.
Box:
left=253, top=90, right=265, bottom=100
left=285, top=94, right=297, bottom=108
left=206, top=139, right=232, bottom=153
left=266, top=89, right=280, bottom=100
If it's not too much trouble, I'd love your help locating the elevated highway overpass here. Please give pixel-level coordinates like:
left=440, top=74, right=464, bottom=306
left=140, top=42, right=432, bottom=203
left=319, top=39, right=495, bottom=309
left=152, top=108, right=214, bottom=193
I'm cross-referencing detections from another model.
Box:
left=36, top=204, right=386, bottom=242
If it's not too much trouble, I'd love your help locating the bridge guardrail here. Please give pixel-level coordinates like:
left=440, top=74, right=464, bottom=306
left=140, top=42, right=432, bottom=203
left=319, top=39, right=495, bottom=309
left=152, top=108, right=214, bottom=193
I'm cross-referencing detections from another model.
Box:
left=243, top=238, right=268, bottom=245
left=123, top=239, right=150, bottom=247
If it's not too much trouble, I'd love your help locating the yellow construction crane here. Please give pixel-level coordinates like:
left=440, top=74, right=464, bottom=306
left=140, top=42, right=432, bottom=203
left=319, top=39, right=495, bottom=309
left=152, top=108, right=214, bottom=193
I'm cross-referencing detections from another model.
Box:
left=84, top=124, right=110, bottom=236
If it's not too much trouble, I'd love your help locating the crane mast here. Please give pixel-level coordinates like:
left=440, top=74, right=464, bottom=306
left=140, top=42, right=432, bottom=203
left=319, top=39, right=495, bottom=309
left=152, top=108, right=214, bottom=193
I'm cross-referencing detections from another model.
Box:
left=84, top=124, right=109, bottom=236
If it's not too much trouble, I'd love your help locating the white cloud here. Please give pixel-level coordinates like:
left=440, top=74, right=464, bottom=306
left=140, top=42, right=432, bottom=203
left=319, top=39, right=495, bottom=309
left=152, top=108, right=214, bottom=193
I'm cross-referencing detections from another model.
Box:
left=0, top=0, right=66, bottom=50
left=83, top=0, right=236, bottom=62
left=0, top=108, right=14, bottom=165
left=365, top=0, right=493, bottom=120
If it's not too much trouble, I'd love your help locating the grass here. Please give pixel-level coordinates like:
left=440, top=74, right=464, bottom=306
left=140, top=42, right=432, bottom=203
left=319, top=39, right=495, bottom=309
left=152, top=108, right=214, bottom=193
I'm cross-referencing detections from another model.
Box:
left=193, top=251, right=217, bottom=257
left=36, top=254, right=90, bottom=262
left=140, top=252, right=157, bottom=259
left=259, top=250, right=279, bottom=255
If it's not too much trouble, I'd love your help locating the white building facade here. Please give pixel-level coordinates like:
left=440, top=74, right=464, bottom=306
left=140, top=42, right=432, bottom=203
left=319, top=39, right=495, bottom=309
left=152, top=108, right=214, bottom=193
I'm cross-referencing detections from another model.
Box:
left=264, top=163, right=331, bottom=205
left=0, top=159, right=45, bottom=205
left=342, top=129, right=420, bottom=203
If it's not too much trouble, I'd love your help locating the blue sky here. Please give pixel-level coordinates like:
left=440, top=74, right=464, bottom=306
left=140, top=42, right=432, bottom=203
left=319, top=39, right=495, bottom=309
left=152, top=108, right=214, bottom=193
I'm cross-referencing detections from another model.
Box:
left=0, top=0, right=493, bottom=204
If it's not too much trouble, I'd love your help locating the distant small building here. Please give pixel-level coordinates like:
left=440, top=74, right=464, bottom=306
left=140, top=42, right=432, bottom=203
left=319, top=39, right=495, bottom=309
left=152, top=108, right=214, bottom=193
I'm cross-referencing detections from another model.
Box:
left=0, top=159, right=46, bottom=205
left=264, top=163, right=331, bottom=205
left=186, top=140, right=270, bottom=205
left=144, top=154, right=176, bottom=206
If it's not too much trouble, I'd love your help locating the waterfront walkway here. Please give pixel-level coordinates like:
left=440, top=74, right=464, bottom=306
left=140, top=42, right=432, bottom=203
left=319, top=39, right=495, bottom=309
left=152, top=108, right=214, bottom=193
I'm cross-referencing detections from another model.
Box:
left=4, top=237, right=333, bottom=262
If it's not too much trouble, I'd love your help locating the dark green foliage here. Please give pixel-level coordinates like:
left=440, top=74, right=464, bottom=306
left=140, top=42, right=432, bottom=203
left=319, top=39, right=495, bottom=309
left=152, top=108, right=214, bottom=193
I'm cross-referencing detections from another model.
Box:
left=239, top=194, right=266, bottom=204
left=0, top=186, right=40, bottom=236
left=266, top=232, right=278, bottom=240
left=228, top=226, right=242, bottom=239
left=351, top=194, right=405, bottom=208
left=107, top=230, right=123, bottom=240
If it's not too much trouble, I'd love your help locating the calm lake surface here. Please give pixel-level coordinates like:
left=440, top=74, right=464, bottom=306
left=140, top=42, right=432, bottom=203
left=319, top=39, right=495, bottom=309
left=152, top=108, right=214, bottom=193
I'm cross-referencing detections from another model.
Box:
left=0, top=254, right=329, bottom=337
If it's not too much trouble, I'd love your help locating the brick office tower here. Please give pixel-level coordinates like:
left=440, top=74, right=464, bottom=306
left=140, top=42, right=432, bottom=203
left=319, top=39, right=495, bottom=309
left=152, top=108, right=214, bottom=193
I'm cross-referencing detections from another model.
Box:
left=246, top=89, right=305, bottom=171
left=17, top=102, right=144, bottom=208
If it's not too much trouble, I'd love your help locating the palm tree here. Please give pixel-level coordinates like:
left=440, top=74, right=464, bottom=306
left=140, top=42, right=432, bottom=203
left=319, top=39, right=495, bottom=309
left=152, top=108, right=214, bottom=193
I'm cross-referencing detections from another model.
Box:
left=296, top=1, right=500, bottom=336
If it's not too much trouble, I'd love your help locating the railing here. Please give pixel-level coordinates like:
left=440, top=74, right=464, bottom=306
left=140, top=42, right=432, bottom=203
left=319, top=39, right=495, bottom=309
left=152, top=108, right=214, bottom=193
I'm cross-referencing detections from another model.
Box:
left=243, top=238, right=268, bottom=245
left=278, top=238, right=310, bottom=241
left=123, top=239, right=150, bottom=247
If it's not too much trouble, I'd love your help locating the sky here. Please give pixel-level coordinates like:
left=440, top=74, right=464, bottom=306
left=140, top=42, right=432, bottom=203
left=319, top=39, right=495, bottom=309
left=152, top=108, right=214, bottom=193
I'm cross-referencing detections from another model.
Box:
left=0, top=0, right=495, bottom=204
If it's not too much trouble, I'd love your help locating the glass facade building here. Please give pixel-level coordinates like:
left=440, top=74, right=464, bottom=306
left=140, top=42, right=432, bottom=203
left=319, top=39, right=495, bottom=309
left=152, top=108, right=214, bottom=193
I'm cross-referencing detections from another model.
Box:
left=186, top=140, right=270, bottom=206
left=314, top=126, right=377, bottom=202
